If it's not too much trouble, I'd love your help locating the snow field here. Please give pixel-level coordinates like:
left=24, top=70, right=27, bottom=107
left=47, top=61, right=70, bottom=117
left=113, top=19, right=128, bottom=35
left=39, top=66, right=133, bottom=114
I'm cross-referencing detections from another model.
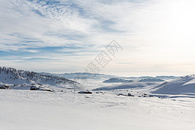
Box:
left=0, top=90, right=195, bottom=130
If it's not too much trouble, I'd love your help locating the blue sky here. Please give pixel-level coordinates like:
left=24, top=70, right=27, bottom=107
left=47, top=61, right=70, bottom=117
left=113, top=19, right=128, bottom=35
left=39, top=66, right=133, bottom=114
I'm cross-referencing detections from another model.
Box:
left=1, top=0, right=195, bottom=76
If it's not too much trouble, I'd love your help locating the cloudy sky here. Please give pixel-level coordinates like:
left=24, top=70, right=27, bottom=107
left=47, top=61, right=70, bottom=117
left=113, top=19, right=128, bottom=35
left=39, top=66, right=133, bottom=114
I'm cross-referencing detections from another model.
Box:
left=1, top=0, right=195, bottom=76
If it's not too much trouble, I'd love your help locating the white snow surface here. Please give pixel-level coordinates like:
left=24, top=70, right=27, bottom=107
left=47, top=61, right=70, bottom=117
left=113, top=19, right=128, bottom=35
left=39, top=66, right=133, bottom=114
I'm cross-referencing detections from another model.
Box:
left=1, top=89, right=195, bottom=130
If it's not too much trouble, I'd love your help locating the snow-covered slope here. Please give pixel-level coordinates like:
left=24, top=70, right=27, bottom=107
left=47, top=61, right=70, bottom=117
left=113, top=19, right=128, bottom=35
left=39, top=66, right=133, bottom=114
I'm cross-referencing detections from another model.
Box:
left=151, top=75, right=195, bottom=95
left=0, top=67, right=80, bottom=91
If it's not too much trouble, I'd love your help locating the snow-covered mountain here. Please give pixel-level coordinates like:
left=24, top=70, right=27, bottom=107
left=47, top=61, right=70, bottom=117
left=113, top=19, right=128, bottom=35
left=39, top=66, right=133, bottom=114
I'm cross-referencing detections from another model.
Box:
left=151, top=75, right=195, bottom=95
left=0, top=67, right=80, bottom=91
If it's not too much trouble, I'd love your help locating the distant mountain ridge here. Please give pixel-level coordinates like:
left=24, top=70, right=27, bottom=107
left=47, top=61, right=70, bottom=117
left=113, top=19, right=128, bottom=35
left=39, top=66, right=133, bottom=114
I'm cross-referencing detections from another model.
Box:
left=55, top=72, right=117, bottom=79
left=138, top=78, right=164, bottom=82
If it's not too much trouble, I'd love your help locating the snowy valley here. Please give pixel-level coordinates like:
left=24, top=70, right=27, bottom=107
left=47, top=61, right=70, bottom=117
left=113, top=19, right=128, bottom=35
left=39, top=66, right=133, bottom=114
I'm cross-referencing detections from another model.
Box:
left=1, top=67, right=195, bottom=130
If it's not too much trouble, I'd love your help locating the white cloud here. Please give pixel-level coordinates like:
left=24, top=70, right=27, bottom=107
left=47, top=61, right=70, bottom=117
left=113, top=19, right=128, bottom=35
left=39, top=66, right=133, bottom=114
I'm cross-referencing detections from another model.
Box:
left=1, top=0, right=195, bottom=75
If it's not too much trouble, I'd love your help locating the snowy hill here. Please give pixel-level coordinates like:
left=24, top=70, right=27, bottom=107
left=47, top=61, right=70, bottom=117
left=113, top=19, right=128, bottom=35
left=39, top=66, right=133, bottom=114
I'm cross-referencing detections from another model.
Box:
left=151, top=75, right=195, bottom=95
left=0, top=67, right=80, bottom=91
left=103, top=78, right=133, bottom=83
